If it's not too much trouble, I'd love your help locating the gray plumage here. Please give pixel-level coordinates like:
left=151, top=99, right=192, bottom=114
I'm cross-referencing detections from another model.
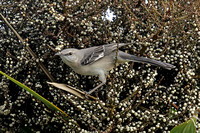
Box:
left=56, top=43, right=175, bottom=95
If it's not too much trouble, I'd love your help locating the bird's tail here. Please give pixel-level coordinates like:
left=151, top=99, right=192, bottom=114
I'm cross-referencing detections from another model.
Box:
left=118, top=51, right=175, bottom=70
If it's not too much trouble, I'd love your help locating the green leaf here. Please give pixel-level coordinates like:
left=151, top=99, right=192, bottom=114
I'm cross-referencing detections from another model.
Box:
left=0, top=71, right=78, bottom=126
left=170, top=116, right=197, bottom=133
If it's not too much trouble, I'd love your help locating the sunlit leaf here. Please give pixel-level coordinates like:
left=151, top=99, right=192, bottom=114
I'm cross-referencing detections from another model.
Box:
left=170, top=116, right=197, bottom=133
left=47, top=82, right=85, bottom=99
left=47, top=82, right=97, bottom=100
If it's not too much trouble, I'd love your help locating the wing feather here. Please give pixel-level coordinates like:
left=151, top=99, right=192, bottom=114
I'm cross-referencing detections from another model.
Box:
left=80, top=43, right=130, bottom=65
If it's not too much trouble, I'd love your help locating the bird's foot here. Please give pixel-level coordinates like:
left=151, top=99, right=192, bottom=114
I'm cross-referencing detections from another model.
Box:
left=83, top=91, right=90, bottom=99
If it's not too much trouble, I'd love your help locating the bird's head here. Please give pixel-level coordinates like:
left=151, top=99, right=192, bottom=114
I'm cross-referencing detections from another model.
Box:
left=55, top=48, right=79, bottom=66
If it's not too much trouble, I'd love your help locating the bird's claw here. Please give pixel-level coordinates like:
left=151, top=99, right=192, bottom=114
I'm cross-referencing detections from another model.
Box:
left=83, top=91, right=90, bottom=99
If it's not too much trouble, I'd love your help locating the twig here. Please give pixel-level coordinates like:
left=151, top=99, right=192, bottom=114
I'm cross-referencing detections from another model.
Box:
left=122, top=0, right=138, bottom=20
left=0, top=12, right=56, bottom=82
left=134, top=76, right=164, bottom=109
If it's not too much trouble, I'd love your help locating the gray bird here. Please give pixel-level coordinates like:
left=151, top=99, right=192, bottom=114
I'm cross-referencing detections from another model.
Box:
left=55, top=43, right=175, bottom=95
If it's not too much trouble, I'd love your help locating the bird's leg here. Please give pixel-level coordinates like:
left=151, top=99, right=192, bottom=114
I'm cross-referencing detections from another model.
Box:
left=86, top=82, right=106, bottom=95
left=84, top=72, right=107, bottom=98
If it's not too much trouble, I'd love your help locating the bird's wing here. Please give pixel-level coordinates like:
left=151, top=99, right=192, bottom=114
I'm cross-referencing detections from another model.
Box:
left=80, top=45, right=105, bottom=65
left=80, top=43, right=130, bottom=65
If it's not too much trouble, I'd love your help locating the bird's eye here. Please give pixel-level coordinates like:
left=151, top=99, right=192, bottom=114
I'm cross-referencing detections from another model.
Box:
left=65, top=52, right=72, bottom=56
left=68, top=52, right=72, bottom=55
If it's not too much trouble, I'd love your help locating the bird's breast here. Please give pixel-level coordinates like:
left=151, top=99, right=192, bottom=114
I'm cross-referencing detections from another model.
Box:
left=73, top=55, right=115, bottom=76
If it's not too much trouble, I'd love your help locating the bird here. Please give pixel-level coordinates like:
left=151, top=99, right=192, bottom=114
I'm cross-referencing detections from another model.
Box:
left=55, top=43, right=175, bottom=95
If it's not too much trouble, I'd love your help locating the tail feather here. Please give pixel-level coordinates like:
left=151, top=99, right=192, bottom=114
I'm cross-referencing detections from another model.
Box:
left=118, top=52, right=175, bottom=70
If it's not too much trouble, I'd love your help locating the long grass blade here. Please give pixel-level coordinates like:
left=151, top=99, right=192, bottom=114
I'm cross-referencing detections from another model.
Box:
left=0, top=71, right=78, bottom=126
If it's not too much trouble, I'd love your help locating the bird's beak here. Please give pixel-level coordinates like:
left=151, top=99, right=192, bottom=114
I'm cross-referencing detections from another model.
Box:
left=55, top=52, right=61, bottom=56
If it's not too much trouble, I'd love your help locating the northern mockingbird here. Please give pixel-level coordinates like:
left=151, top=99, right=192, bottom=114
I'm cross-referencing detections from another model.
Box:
left=55, top=43, right=175, bottom=95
